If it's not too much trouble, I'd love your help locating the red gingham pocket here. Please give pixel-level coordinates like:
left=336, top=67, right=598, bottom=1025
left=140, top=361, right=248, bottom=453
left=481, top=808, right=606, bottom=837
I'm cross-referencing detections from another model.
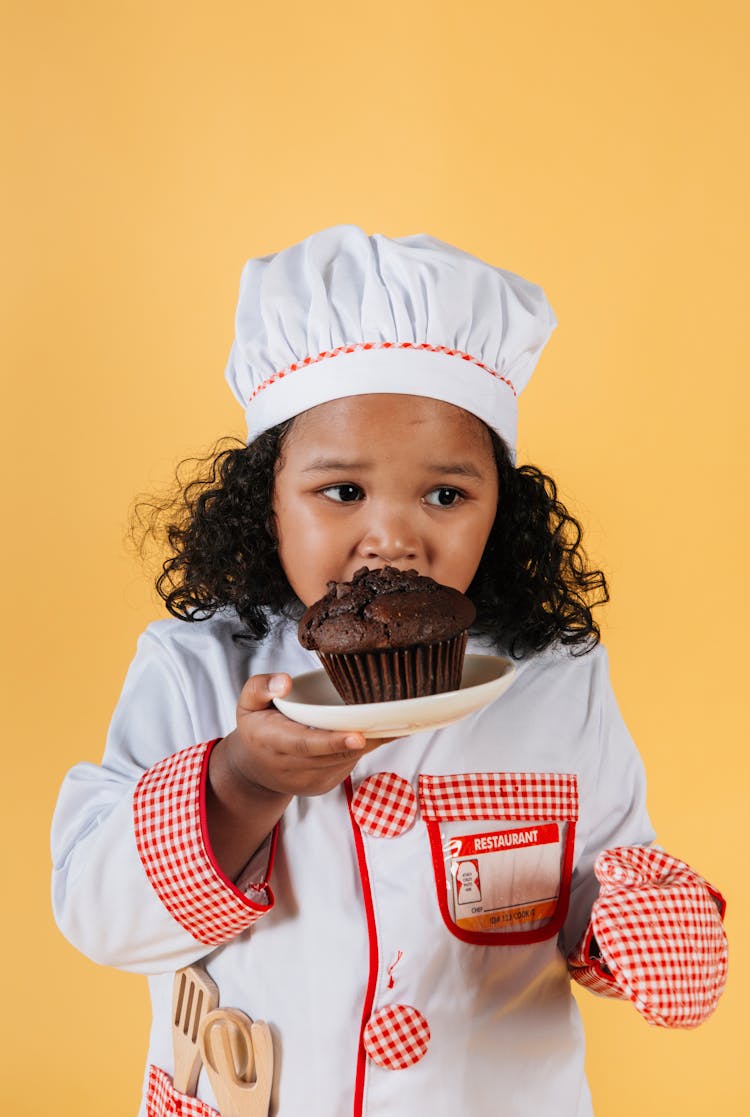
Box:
left=589, top=846, right=728, bottom=1028
left=418, top=772, right=578, bottom=946
left=351, top=772, right=418, bottom=838
left=363, top=1004, right=431, bottom=1069
left=419, top=771, right=578, bottom=822
left=146, top=1065, right=220, bottom=1117
left=133, top=741, right=275, bottom=945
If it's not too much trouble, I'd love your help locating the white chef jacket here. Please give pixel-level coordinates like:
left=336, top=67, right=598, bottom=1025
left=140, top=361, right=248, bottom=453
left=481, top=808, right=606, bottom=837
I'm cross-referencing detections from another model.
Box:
left=51, top=611, right=655, bottom=1117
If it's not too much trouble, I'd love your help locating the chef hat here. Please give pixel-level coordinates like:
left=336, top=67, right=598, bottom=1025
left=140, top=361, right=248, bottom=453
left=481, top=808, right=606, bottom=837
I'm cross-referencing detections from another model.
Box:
left=225, top=224, right=556, bottom=455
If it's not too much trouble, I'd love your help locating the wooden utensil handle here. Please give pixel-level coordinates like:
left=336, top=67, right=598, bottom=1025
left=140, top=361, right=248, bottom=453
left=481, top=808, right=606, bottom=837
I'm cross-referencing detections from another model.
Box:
left=200, top=1009, right=273, bottom=1117
left=172, top=965, right=219, bottom=1096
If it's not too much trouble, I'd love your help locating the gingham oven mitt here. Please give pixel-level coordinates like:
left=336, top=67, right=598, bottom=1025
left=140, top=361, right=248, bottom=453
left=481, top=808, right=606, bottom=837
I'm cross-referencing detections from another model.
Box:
left=568, top=845, right=727, bottom=1028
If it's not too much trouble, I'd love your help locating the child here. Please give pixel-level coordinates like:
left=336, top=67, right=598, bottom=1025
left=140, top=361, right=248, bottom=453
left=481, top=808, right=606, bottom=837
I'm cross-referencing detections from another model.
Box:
left=51, top=225, right=727, bottom=1117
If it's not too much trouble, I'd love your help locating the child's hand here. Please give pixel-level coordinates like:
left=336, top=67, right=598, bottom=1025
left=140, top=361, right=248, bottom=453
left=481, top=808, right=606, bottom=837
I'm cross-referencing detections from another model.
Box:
left=206, top=673, right=368, bottom=880
left=228, top=672, right=368, bottom=798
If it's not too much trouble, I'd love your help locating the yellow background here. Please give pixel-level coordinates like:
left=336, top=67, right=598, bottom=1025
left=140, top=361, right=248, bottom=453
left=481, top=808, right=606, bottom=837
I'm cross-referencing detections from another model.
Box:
left=2, top=1, right=748, bottom=1113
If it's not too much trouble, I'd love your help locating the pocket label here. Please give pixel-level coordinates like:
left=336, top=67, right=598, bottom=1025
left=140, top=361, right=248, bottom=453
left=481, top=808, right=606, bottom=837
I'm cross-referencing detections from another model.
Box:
left=449, top=822, right=562, bottom=932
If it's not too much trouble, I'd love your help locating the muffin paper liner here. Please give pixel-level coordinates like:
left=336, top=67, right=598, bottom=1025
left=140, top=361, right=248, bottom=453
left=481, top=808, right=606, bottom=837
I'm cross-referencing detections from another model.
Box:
left=318, top=633, right=469, bottom=704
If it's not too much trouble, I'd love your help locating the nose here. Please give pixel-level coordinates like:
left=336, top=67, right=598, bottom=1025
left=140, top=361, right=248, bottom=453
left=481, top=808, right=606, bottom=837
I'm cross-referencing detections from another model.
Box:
left=357, top=505, right=421, bottom=567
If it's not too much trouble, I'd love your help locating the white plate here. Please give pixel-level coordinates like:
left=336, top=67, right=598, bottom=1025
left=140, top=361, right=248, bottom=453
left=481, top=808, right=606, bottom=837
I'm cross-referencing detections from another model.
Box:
left=273, top=654, right=516, bottom=738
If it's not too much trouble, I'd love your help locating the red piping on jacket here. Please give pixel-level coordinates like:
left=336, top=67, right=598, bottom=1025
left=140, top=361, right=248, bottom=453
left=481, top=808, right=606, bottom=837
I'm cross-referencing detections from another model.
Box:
left=345, top=776, right=380, bottom=1117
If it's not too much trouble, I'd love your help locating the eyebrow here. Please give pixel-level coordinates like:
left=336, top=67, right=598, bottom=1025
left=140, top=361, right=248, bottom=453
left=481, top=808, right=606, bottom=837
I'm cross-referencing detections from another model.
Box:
left=302, top=459, right=371, bottom=473
left=302, top=458, right=486, bottom=479
left=426, top=462, right=485, bottom=479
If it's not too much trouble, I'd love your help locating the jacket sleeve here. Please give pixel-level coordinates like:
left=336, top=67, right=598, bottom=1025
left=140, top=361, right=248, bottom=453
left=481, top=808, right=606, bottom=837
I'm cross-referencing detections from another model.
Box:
left=561, top=649, right=727, bottom=1027
left=560, top=646, right=657, bottom=960
left=51, top=627, right=276, bottom=974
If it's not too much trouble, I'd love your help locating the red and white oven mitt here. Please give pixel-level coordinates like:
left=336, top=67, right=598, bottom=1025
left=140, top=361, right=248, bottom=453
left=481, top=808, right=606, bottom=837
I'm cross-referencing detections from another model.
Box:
left=568, top=846, right=727, bottom=1028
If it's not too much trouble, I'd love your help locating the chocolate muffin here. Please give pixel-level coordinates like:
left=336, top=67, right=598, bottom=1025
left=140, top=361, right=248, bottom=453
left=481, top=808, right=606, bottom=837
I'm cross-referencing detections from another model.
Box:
left=298, top=566, right=476, bottom=704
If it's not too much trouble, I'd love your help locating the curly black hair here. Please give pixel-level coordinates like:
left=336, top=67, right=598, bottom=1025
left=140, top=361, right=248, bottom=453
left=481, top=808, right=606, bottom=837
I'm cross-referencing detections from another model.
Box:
left=133, top=422, right=608, bottom=658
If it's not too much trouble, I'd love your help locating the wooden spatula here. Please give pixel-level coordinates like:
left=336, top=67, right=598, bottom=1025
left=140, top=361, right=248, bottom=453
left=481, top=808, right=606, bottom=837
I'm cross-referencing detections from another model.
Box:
left=172, top=965, right=220, bottom=1096
left=199, top=1008, right=274, bottom=1117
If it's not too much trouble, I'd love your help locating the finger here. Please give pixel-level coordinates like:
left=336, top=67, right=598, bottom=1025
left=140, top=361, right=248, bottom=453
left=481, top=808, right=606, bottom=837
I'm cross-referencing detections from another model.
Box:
left=238, top=673, right=292, bottom=714
left=251, top=718, right=365, bottom=760
left=359, top=735, right=397, bottom=754
left=288, top=728, right=367, bottom=759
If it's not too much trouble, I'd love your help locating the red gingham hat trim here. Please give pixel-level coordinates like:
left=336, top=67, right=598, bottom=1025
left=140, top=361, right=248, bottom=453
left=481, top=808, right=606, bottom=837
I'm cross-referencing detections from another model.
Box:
left=147, top=1064, right=220, bottom=1116
left=418, top=771, right=578, bottom=822
left=133, top=741, right=275, bottom=946
left=246, top=341, right=518, bottom=404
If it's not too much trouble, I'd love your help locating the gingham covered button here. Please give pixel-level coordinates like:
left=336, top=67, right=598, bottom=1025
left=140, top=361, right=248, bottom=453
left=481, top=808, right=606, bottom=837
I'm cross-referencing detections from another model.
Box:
left=350, top=772, right=418, bottom=838
left=363, top=1003, right=431, bottom=1069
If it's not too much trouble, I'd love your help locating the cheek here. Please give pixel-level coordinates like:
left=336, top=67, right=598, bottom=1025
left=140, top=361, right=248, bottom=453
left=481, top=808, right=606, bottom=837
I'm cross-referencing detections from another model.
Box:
left=444, top=505, right=497, bottom=588
left=279, top=501, right=337, bottom=551
left=273, top=495, right=347, bottom=603
left=272, top=487, right=303, bottom=571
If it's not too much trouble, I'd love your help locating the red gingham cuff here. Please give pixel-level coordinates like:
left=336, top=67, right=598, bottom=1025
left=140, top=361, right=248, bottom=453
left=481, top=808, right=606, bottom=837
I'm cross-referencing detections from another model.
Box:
left=568, top=924, right=626, bottom=1000
left=568, top=846, right=727, bottom=1027
left=133, top=740, right=275, bottom=946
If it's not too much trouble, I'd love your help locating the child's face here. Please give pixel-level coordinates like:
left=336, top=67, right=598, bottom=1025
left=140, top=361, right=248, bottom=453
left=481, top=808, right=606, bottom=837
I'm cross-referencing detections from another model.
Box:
left=272, top=394, right=499, bottom=605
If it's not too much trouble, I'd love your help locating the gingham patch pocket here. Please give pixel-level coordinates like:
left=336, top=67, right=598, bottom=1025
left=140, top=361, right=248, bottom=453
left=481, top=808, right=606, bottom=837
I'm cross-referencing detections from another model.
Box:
left=146, top=1065, right=221, bottom=1117
left=418, top=772, right=578, bottom=946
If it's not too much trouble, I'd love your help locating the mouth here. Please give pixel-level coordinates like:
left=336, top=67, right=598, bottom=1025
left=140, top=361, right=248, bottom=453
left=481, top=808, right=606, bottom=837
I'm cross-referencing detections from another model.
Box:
left=344, top=562, right=424, bottom=580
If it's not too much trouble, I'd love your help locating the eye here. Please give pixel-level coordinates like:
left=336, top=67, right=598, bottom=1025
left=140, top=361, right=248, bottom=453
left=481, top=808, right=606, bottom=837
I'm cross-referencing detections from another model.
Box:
left=424, top=487, right=463, bottom=508
left=320, top=483, right=364, bottom=503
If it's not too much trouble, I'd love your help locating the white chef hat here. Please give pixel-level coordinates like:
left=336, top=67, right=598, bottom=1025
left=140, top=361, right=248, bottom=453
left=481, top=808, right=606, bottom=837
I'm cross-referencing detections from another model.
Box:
left=225, top=224, right=556, bottom=456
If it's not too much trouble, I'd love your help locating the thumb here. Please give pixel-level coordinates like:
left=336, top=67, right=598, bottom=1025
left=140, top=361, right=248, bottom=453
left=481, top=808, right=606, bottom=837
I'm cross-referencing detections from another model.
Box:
left=238, top=673, right=292, bottom=715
